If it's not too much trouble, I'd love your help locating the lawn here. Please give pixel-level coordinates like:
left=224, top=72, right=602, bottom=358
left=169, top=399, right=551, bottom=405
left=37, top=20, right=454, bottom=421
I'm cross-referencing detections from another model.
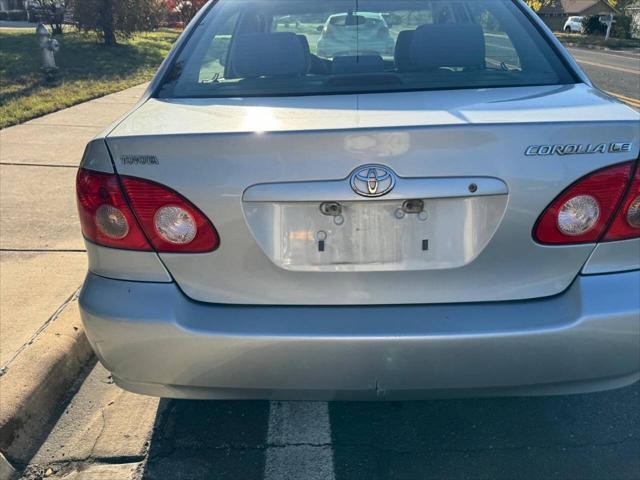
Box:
left=0, top=28, right=180, bottom=129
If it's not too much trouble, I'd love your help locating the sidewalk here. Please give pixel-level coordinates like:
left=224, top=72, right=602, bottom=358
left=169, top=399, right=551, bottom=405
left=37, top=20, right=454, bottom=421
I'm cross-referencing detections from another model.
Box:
left=0, top=83, right=146, bottom=467
left=0, top=21, right=33, bottom=29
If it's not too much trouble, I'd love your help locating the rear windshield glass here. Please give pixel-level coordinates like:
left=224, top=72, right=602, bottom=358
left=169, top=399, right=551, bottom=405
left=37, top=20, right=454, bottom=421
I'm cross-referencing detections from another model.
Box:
left=158, top=0, right=576, bottom=98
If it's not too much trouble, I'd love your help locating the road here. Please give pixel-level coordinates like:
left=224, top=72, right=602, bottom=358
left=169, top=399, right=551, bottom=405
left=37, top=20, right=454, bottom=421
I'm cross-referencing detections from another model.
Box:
left=13, top=46, right=640, bottom=480
left=567, top=47, right=640, bottom=108
left=21, top=362, right=640, bottom=480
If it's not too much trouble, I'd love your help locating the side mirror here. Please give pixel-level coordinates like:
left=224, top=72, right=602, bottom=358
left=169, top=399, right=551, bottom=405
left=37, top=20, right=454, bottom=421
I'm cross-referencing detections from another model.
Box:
left=316, top=25, right=324, bottom=32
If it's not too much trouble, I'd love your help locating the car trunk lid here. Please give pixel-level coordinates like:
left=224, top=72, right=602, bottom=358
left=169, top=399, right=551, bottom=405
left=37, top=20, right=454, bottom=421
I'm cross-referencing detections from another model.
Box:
left=105, top=84, right=639, bottom=305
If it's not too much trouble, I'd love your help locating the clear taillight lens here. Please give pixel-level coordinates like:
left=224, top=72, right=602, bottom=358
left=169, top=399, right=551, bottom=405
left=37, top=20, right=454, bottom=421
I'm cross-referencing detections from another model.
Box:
left=154, top=205, right=197, bottom=245
left=76, top=169, right=219, bottom=252
left=602, top=165, right=640, bottom=241
left=76, top=169, right=151, bottom=250
left=557, top=195, right=600, bottom=236
left=95, top=204, right=130, bottom=240
left=534, top=162, right=635, bottom=245
left=627, top=197, right=640, bottom=228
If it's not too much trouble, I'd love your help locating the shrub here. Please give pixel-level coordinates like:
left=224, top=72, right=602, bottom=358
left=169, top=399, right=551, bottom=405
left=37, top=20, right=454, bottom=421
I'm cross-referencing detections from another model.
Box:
left=73, top=0, right=166, bottom=45
left=29, top=0, right=70, bottom=34
left=582, top=15, right=607, bottom=35
left=611, top=15, right=633, bottom=39
left=166, top=0, right=206, bottom=28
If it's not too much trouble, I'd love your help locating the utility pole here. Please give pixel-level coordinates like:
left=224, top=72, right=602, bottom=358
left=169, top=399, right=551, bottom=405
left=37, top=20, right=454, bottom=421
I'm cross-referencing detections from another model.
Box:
left=602, top=14, right=615, bottom=41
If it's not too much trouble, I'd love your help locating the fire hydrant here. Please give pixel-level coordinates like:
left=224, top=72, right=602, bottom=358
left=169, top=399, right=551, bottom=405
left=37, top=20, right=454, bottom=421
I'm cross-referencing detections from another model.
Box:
left=36, top=23, right=60, bottom=82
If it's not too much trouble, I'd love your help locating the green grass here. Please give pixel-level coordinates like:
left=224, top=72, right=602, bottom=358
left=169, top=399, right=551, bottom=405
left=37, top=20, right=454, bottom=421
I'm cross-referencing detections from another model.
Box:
left=556, top=33, right=640, bottom=49
left=0, top=28, right=180, bottom=129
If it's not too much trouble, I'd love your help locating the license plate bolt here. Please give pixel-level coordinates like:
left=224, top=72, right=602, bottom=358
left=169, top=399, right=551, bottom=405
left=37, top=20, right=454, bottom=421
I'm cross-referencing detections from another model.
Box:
left=320, top=202, right=342, bottom=217
left=402, top=199, right=424, bottom=214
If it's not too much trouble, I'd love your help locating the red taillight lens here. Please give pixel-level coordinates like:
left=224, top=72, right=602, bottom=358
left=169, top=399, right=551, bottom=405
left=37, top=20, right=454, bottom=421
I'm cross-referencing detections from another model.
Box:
left=76, top=169, right=219, bottom=253
left=602, top=165, right=640, bottom=241
left=121, top=177, right=219, bottom=253
left=76, top=169, right=152, bottom=250
left=534, top=162, right=634, bottom=245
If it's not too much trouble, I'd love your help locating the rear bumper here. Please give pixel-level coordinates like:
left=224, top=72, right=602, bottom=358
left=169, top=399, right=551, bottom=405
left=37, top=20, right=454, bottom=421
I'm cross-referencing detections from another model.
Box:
left=79, top=270, right=640, bottom=400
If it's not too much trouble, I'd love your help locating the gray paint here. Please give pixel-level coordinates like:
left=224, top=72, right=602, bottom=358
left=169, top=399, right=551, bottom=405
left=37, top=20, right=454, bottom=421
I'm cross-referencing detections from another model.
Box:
left=79, top=271, right=640, bottom=400
left=75, top=0, right=640, bottom=399
left=582, top=238, right=640, bottom=275
left=86, top=241, right=172, bottom=282
left=80, top=139, right=114, bottom=174
left=103, top=97, right=638, bottom=304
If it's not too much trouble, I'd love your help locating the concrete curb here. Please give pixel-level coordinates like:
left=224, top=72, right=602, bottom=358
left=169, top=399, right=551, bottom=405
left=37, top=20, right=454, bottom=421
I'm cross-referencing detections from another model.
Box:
left=0, top=297, right=94, bottom=474
left=0, top=454, right=16, bottom=480
left=560, top=41, right=640, bottom=52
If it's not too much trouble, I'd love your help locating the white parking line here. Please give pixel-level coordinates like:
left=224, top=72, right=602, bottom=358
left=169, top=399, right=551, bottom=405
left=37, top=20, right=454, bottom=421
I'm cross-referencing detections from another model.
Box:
left=265, top=401, right=335, bottom=480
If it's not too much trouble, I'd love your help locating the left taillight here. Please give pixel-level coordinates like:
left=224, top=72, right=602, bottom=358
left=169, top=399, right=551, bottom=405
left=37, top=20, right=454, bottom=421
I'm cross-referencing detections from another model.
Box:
left=76, top=168, right=219, bottom=253
left=76, top=169, right=152, bottom=250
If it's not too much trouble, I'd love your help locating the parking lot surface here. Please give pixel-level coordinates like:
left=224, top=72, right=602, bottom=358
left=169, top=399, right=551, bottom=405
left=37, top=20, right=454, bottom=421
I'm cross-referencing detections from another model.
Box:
left=23, top=363, right=640, bottom=480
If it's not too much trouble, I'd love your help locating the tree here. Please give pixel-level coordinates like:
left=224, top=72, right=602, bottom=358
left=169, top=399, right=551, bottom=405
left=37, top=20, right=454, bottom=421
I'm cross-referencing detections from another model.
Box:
left=74, top=0, right=165, bottom=45
left=31, top=0, right=70, bottom=35
left=583, top=14, right=608, bottom=35
left=166, top=0, right=207, bottom=27
left=525, top=0, right=557, bottom=11
left=609, top=0, right=635, bottom=10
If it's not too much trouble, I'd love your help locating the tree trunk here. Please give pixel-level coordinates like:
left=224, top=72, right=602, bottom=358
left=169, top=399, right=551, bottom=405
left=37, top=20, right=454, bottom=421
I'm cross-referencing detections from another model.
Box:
left=101, top=0, right=117, bottom=45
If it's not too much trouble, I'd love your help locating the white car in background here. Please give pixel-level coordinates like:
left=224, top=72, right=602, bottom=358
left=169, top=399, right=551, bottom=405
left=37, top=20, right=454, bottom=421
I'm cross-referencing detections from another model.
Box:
left=316, top=11, right=395, bottom=59
left=563, top=16, right=585, bottom=33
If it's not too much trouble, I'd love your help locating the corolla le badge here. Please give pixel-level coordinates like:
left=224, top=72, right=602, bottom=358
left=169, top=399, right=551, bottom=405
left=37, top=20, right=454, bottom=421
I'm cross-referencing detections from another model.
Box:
left=350, top=165, right=396, bottom=197
left=525, top=142, right=632, bottom=156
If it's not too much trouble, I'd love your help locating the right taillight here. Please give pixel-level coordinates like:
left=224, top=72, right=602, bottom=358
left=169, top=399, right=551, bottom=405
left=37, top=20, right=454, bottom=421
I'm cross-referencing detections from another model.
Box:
left=534, top=161, right=638, bottom=245
left=602, top=164, right=640, bottom=241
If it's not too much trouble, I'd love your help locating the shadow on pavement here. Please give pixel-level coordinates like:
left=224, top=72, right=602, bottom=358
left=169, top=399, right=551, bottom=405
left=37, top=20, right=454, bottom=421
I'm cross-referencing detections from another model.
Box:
left=330, top=384, right=640, bottom=479
left=143, top=400, right=270, bottom=480
left=142, top=383, right=640, bottom=479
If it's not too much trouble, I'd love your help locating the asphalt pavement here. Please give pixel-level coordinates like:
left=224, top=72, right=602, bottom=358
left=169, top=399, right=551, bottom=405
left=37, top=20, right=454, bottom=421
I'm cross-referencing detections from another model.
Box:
left=22, top=363, right=640, bottom=480
left=567, top=47, right=640, bottom=108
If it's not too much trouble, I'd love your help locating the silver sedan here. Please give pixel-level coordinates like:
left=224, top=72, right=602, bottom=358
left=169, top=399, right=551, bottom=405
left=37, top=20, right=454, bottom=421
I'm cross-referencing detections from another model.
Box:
left=76, top=0, right=640, bottom=400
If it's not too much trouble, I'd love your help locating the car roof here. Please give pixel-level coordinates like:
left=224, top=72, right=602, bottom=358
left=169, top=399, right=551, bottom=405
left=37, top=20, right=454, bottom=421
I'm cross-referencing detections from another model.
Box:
left=328, top=11, right=383, bottom=20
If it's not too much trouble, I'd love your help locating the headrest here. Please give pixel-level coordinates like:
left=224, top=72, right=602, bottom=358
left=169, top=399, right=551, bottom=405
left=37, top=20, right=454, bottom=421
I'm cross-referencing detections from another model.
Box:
left=230, top=32, right=309, bottom=77
left=332, top=55, right=385, bottom=74
left=296, top=34, right=311, bottom=56
left=394, top=30, right=415, bottom=71
left=410, top=24, right=486, bottom=69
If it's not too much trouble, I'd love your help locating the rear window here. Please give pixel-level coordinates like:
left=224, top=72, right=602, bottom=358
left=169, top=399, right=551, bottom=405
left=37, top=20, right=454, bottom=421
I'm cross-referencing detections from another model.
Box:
left=158, top=0, right=576, bottom=98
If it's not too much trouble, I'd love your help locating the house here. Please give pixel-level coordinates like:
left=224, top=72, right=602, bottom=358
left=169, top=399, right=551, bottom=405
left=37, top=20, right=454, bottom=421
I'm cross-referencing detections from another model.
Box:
left=0, top=0, right=26, bottom=12
left=537, top=0, right=618, bottom=31
left=627, top=1, right=640, bottom=38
